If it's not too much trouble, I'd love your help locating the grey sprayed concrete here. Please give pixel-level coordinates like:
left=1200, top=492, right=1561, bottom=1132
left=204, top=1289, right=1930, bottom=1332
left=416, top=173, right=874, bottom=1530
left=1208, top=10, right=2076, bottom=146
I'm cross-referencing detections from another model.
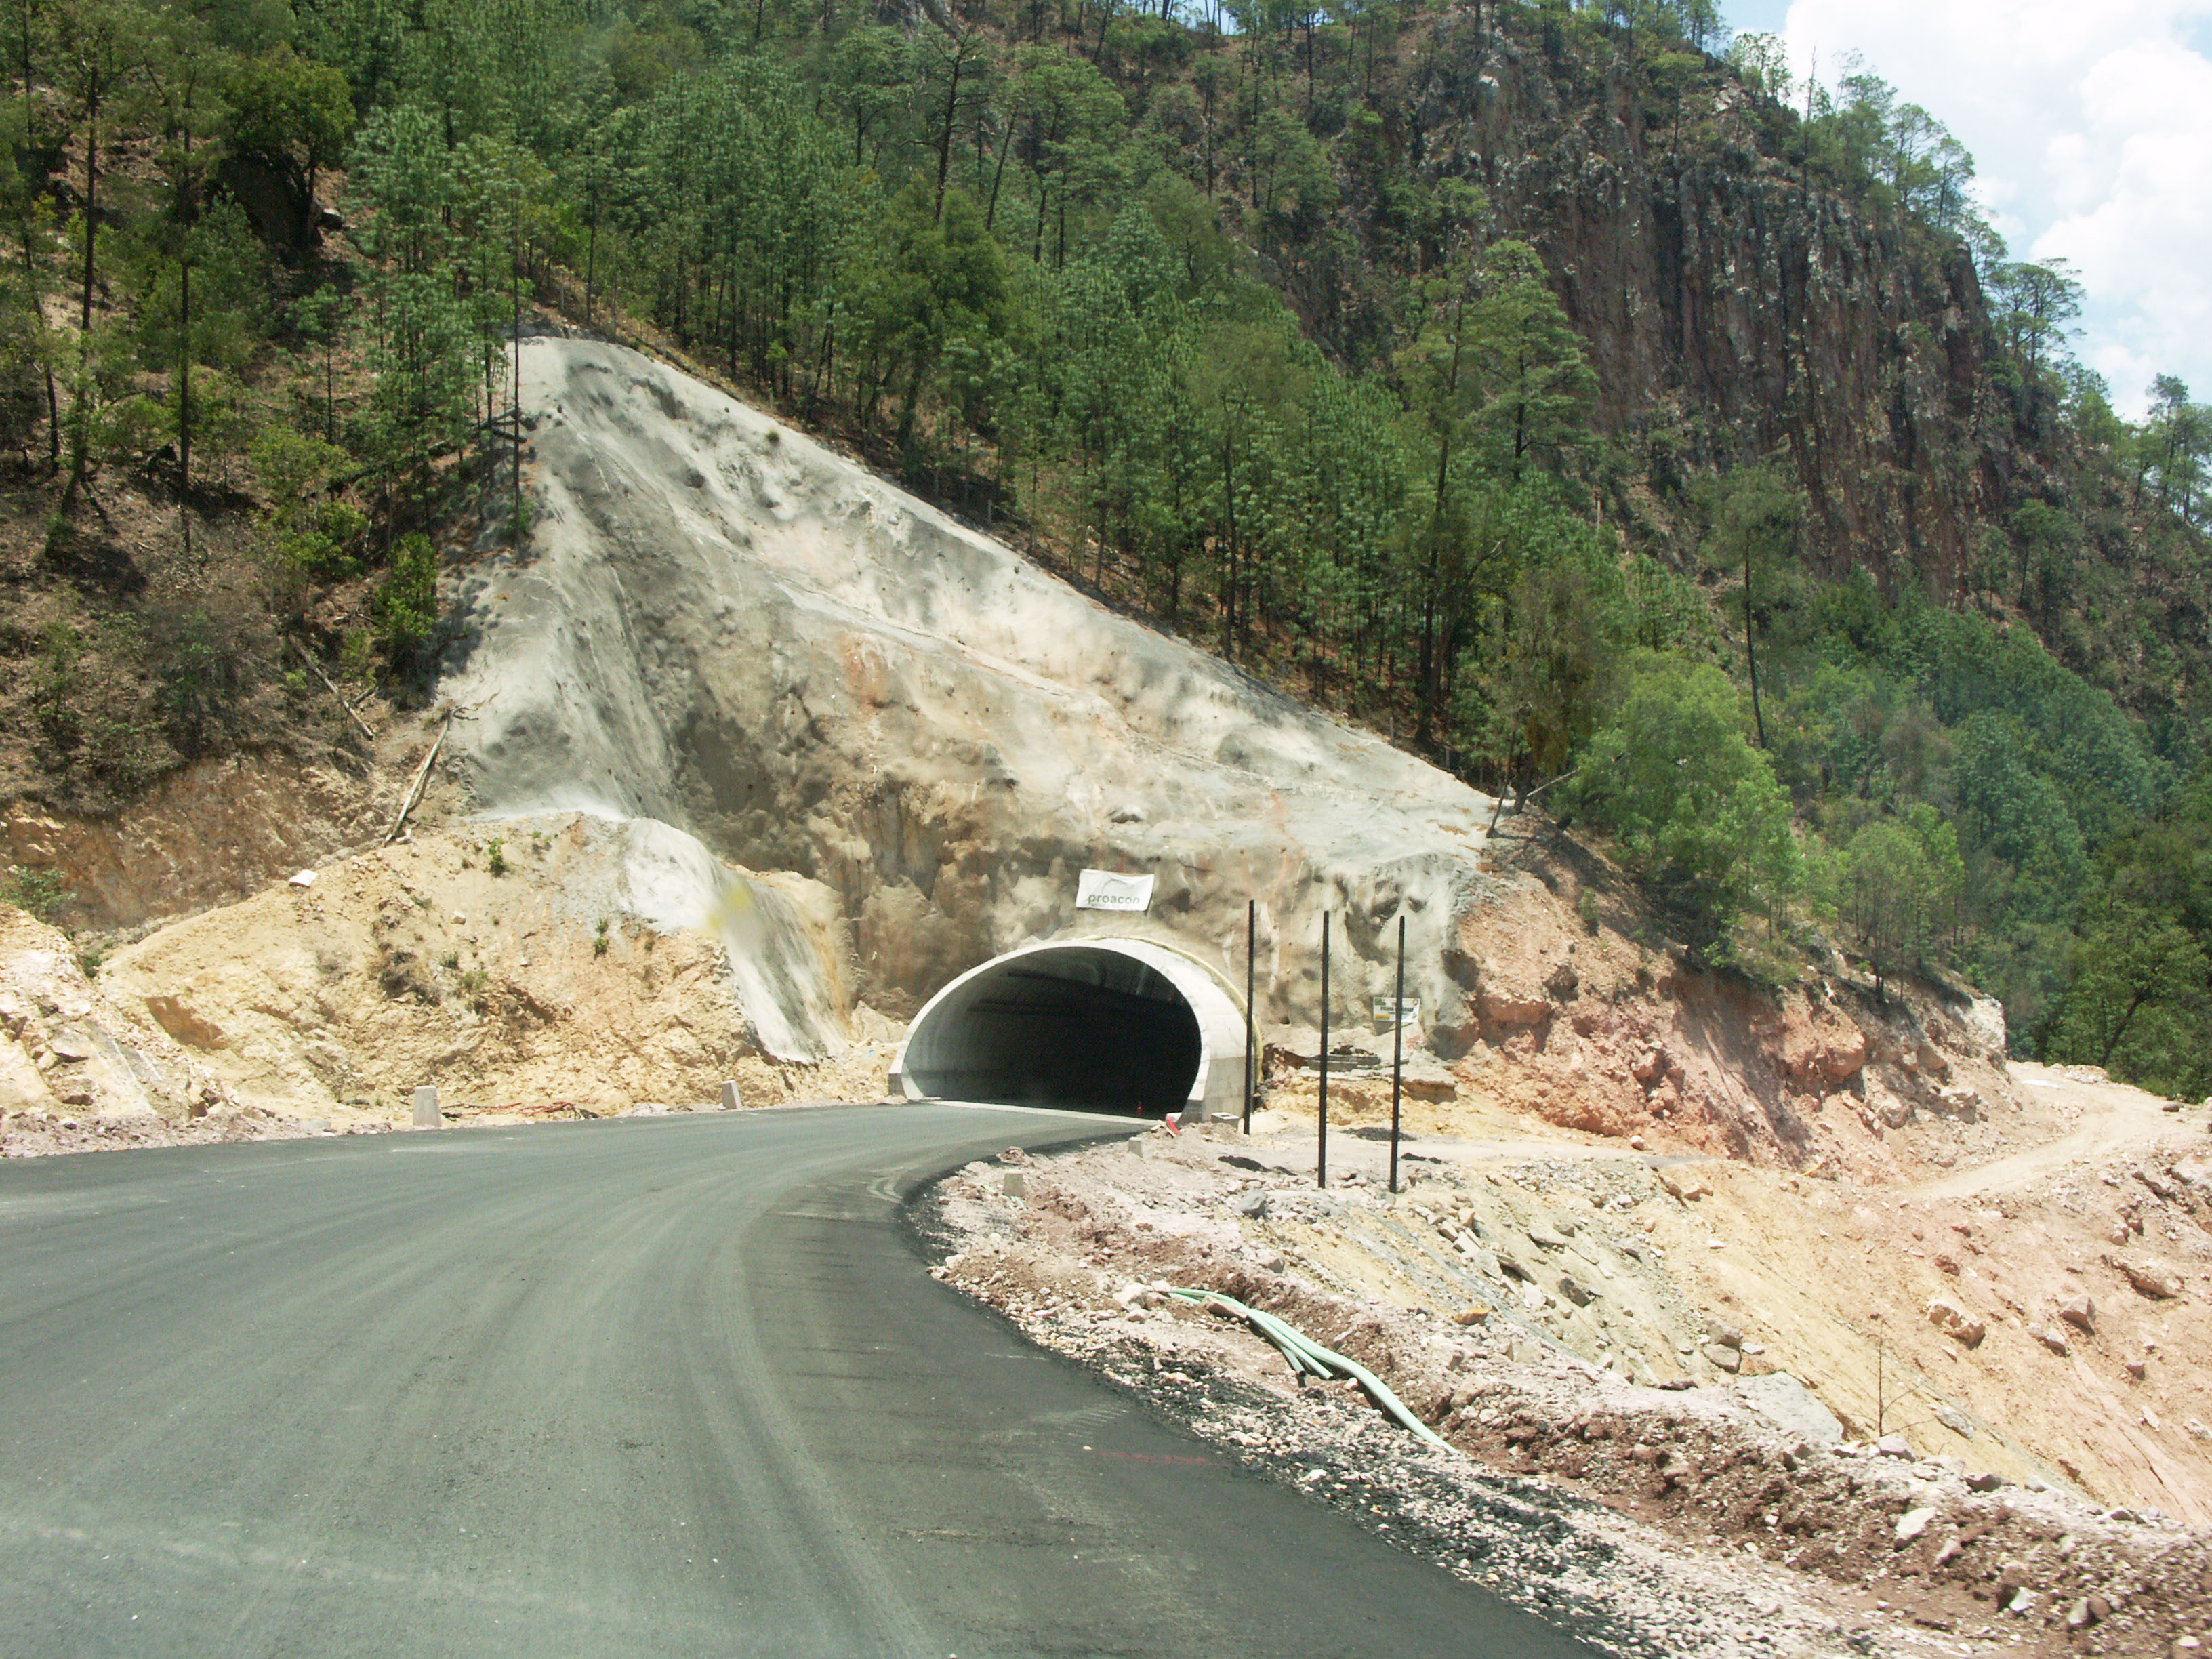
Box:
left=445, top=339, right=1509, bottom=1053
left=0, top=1109, right=1597, bottom=1658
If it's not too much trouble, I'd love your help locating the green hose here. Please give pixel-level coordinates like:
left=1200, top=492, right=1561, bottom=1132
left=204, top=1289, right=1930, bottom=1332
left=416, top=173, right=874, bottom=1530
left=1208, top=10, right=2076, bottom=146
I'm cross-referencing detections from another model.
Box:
left=1166, top=1288, right=1449, bottom=1449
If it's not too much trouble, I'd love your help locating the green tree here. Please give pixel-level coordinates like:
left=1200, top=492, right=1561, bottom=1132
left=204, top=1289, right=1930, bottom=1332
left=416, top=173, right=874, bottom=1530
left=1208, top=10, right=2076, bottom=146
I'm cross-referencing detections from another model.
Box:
left=1702, top=462, right=1804, bottom=749
left=846, top=186, right=1008, bottom=453
left=348, top=102, right=476, bottom=470
left=373, top=531, right=438, bottom=666
left=1460, top=240, right=1595, bottom=484
left=1569, top=655, right=1799, bottom=951
left=1830, top=805, right=1959, bottom=998
left=224, top=44, right=355, bottom=246
left=2044, top=769, right=2212, bottom=1096
left=53, top=0, right=147, bottom=489
left=2047, top=903, right=2207, bottom=1082
left=1988, top=260, right=2082, bottom=430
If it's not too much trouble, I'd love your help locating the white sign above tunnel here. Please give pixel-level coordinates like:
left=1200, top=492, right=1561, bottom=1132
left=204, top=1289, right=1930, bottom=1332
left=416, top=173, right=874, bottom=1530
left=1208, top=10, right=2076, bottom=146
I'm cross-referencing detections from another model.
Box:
left=1075, top=869, right=1155, bottom=912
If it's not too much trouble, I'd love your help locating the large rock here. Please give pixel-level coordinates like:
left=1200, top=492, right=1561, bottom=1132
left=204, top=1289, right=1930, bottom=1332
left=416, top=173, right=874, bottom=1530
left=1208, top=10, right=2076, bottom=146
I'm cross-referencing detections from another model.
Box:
left=447, top=339, right=1503, bottom=1041
left=0, top=909, right=231, bottom=1126
left=1927, top=1297, right=1987, bottom=1347
left=2111, top=1257, right=2185, bottom=1300
left=1737, top=1372, right=1843, bottom=1445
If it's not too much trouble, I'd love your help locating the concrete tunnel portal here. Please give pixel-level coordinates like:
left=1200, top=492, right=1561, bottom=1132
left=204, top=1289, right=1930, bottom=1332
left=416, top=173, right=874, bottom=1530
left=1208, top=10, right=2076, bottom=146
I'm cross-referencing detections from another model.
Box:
left=892, top=939, right=1250, bottom=1119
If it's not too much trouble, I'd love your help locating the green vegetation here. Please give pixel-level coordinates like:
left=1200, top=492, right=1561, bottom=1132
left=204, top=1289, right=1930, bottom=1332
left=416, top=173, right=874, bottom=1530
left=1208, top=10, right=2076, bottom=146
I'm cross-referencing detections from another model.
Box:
left=0, top=865, right=73, bottom=922
left=0, top=0, right=2206, bottom=1088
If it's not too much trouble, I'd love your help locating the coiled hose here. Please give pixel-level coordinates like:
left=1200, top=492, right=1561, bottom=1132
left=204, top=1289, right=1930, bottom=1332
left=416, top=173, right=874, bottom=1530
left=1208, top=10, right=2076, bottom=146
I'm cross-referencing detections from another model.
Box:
left=1166, top=1288, right=1448, bottom=1449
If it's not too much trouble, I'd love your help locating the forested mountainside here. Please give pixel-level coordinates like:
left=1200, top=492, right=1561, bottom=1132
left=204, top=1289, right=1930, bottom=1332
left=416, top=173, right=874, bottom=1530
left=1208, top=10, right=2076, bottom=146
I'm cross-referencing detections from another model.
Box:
left=1, top=0, right=2209, bottom=1094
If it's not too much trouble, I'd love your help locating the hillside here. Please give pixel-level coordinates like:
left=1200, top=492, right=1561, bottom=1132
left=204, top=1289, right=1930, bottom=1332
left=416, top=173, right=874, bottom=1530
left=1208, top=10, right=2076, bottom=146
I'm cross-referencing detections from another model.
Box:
left=1, top=0, right=2209, bottom=1087
left=1, top=309, right=2209, bottom=1655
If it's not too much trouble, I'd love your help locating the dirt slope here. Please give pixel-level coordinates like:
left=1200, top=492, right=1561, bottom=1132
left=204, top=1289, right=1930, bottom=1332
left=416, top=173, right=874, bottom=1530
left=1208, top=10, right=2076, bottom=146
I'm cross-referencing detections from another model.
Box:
left=87, top=813, right=896, bottom=1125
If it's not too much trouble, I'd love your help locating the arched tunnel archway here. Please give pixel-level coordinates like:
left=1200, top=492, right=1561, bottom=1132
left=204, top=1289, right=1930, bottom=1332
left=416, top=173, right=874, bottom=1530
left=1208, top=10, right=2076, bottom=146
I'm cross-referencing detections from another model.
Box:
left=892, top=940, right=1248, bottom=1118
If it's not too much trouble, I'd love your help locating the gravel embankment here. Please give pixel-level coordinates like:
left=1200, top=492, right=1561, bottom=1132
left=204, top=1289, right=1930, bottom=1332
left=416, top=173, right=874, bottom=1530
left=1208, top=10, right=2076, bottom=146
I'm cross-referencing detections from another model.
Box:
left=921, top=1130, right=2212, bottom=1659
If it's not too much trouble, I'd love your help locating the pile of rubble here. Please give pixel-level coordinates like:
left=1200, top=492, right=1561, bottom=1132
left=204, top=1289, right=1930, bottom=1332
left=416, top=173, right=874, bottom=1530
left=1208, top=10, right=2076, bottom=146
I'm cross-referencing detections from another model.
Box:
left=924, top=1132, right=2212, bottom=1657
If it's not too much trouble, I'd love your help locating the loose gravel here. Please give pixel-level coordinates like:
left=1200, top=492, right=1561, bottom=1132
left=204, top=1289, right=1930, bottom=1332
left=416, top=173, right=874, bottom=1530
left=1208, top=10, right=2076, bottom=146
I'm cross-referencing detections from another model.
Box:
left=918, top=1129, right=2212, bottom=1658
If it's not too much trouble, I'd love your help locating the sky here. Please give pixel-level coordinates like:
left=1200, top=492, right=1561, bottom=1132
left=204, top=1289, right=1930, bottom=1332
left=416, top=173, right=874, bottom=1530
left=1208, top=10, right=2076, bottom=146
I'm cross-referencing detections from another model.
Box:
left=1723, top=0, right=2212, bottom=418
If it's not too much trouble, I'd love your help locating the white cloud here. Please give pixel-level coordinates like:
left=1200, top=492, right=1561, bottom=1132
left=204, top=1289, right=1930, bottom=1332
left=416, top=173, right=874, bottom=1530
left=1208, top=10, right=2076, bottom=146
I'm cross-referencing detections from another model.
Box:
left=1774, top=0, right=2212, bottom=417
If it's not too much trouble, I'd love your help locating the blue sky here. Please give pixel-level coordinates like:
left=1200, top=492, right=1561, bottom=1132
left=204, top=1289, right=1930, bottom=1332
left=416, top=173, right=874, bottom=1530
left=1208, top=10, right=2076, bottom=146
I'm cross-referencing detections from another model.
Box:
left=1721, top=0, right=2212, bottom=417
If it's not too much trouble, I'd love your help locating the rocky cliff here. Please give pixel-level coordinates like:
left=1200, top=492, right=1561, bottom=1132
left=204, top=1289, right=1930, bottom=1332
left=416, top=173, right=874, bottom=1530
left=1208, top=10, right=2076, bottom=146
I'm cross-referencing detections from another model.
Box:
left=1345, top=14, right=1999, bottom=594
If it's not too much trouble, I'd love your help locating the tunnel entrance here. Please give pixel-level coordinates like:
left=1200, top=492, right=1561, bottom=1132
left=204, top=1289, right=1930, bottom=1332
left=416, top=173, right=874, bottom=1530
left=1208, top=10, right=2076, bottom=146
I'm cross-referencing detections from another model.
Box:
left=893, top=941, right=1247, bottom=1119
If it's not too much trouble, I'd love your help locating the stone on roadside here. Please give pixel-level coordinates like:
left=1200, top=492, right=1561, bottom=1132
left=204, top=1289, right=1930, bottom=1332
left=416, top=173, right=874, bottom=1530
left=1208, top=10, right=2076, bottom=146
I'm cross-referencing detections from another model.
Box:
left=1658, top=1169, right=1712, bottom=1202
left=1930, top=1401, right=1976, bottom=1438
left=2113, top=1257, right=2184, bottom=1300
left=1895, top=1507, right=1937, bottom=1544
left=1927, top=1296, right=1986, bottom=1347
left=1737, top=1372, right=1843, bottom=1446
left=2059, top=1294, right=2095, bottom=1332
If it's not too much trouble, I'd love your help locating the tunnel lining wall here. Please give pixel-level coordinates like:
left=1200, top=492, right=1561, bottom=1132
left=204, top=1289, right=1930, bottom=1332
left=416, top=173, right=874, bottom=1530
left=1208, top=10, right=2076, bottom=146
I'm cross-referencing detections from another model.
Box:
left=891, top=939, right=1248, bottom=1120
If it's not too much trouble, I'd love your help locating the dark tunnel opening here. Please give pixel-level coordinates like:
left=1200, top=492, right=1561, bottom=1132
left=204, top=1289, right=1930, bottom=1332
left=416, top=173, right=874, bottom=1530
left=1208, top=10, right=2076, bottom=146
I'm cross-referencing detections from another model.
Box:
left=898, top=947, right=1206, bottom=1115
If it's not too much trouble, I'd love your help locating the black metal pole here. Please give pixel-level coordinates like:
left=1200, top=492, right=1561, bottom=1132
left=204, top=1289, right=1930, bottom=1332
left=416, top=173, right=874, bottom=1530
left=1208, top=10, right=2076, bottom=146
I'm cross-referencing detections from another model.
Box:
left=1389, top=912, right=1405, bottom=1195
left=1244, top=899, right=1256, bottom=1135
left=1317, top=910, right=1329, bottom=1189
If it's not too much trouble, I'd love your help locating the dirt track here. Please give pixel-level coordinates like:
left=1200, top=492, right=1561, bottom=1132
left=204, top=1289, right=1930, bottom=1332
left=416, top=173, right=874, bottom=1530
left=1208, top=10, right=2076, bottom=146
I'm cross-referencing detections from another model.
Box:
left=1913, top=1063, right=2186, bottom=1200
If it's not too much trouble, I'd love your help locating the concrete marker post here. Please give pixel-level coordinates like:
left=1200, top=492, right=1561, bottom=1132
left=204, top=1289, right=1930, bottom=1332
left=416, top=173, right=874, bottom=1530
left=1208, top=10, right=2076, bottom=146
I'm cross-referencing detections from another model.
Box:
left=1243, top=899, right=1256, bottom=1136
left=720, top=1080, right=741, bottom=1111
left=1389, top=913, right=1406, bottom=1195
left=1317, top=911, right=1329, bottom=1190
left=413, top=1086, right=439, bottom=1129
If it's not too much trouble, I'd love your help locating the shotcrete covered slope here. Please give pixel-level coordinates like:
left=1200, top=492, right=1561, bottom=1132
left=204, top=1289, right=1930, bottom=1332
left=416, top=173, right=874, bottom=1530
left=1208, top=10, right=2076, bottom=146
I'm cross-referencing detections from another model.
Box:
left=447, top=338, right=1501, bottom=1057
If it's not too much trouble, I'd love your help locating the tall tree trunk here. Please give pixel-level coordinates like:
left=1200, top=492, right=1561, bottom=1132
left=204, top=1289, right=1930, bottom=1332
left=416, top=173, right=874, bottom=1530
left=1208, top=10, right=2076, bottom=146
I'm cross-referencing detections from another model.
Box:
left=2095, top=987, right=2149, bottom=1067
left=896, top=352, right=926, bottom=451
left=1218, top=430, right=1238, bottom=661
left=19, top=196, right=57, bottom=471
left=583, top=179, right=598, bottom=323
left=512, top=206, right=523, bottom=532
left=69, top=61, right=101, bottom=489
left=177, top=117, right=194, bottom=496
left=1744, top=538, right=1766, bottom=746
left=18, top=0, right=54, bottom=469
left=985, top=115, right=1016, bottom=231
left=178, top=260, right=190, bottom=487
left=933, top=40, right=964, bottom=219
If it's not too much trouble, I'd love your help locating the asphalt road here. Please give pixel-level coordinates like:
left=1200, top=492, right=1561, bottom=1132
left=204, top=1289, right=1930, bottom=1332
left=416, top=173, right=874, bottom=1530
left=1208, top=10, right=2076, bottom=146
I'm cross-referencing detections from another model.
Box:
left=0, top=1104, right=1599, bottom=1658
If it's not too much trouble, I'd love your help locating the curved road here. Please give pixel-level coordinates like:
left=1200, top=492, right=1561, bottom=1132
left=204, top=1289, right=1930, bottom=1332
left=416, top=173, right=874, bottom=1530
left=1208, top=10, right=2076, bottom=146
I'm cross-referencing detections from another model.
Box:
left=0, top=1104, right=1595, bottom=1658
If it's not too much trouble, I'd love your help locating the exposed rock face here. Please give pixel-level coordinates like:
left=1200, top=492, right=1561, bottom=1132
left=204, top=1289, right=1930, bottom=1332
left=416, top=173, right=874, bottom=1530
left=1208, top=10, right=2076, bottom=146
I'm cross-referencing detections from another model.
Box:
left=96, top=815, right=866, bottom=1113
left=1382, top=16, right=1996, bottom=591
left=5, top=755, right=382, bottom=933
left=445, top=337, right=1507, bottom=1057
left=0, top=907, right=235, bottom=1128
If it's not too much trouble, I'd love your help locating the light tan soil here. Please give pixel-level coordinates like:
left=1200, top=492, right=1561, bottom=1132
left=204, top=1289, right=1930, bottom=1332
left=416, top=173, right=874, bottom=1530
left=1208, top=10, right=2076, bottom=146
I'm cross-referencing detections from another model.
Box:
left=930, top=1097, right=2212, bottom=1656
left=3, top=815, right=896, bottom=1150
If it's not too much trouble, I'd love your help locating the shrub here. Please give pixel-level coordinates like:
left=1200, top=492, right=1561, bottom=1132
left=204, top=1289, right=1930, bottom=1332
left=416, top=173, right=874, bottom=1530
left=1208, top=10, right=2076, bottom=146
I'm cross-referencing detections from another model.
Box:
left=373, top=533, right=438, bottom=665
left=1567, top=653, right=1799, bottom=954
left=1, top=865, right=73, bottom=922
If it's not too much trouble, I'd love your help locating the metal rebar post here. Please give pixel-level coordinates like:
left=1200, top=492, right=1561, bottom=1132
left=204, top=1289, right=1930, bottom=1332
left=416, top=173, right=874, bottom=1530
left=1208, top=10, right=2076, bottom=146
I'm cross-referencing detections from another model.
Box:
left=1317, top=910, right=1330, bottom=1190
left=1244, top=899, right=1257, bottom=1135
left=1389, top=913, right=1405, bottom=1195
